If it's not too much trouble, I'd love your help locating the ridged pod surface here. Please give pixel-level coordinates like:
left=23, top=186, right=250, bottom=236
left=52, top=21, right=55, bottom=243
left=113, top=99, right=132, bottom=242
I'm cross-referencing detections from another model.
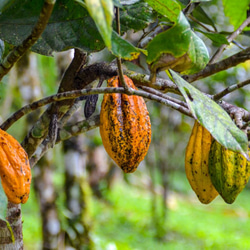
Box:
left=185, top=121, right=218, bottom=204
left=100, top=75, right=151, bottom=173
left=0, top=129, right=31, bottom=204
left=208, top=140, right=250, bottom=204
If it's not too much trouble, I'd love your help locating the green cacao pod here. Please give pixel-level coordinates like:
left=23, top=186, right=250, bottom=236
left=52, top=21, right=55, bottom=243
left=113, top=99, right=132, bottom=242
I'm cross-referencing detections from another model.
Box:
left=208, top=140, right=250, bottom=204
left=185, top=121, right=218, bottom=204
left=99, top=75, right=151, bottom=173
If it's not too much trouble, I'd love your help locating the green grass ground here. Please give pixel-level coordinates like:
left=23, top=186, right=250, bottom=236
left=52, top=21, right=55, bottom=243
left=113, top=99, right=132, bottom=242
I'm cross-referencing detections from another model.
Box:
left=22, top=180, right=250, bottom=250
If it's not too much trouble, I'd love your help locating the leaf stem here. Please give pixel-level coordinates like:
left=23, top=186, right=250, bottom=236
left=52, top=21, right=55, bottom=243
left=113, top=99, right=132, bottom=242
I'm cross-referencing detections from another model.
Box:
left=115, top=6, right=132, bottom=93
left=0, top=0, right=55, bottom=81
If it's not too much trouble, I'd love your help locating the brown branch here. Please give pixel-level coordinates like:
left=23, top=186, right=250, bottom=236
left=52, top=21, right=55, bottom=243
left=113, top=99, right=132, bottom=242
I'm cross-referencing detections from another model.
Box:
left=220, top=101, right=250, bottom=128
left=1, top=85, right=192, bottom=132
left=139, top=85, right=188, bottom=108
left=0, top=0, right=55, bottom=81
left=213, top=78, right=250, bottom=101
left=29, top=115, right=101, bottom=167
left=210, top=16, right=250, bottom=64
left=21, top=49, right=87, bottom=157
left=183, top=47, right=250, bottom=82
left=127, top=72, right=180, bottom=93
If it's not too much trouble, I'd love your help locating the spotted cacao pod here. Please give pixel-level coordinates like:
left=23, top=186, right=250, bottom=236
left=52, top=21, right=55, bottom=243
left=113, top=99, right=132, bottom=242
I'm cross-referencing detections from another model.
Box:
left=209, top=140, right=250, bottom=204
left=99, top=75, right=151, bottom=173
left=0, top=129, right=31, bottom=204
left=185, top=121, right=218, bottom=204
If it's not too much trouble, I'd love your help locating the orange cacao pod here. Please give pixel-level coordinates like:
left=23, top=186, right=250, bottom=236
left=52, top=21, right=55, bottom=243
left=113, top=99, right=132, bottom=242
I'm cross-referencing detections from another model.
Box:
left=100, top=75, right=151, bottom=173
left=0, top=129, right=31, bottom=204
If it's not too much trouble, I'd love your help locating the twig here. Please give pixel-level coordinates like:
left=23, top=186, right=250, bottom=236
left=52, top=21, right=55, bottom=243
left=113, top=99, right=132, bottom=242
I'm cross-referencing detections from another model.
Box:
left=209, top=16, right=250, bottom=64
left=183, top=47, right=250, bottom=82
left=139, top=86, right=188, bottom=108
left=213, top=78, right=250, bottom=101
left=29, top=115, right=100, bottom=167
left=1, top=86, right=193, bottom=131
left=0, top=0, right=55, bottom=81
left=220, top=101, right=250, bottom=127
left=188, top=15, right=216, bottom=33
left=115, top=6, right=132, bottom=93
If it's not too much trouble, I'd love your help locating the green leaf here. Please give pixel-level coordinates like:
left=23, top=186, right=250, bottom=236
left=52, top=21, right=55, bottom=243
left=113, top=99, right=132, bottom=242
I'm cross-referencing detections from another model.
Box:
left=0, top=0, right=155, bottom=56
left=120, top=2, right=156, bottom=32
left=147, top=12, right=209, bottom=75
left=85, top=0, right=113, bottom=49
left=195, top=29, right=229, bottom=46
left=0, top=179, right=8, bottom=221
left=192, top=6, right=217, bottom=31
left=222, top=0, right=250, bottom=30
left=0, top=0, right=105, bottom=55
left=170, top=70, right=249, bottom=158
left=111, top=31, right=146, bottom=60
left=145, top=0, right=181, bottom=23
left=147, top=12, right=191, bottom=65
left=182, top=30, right=209, bottom=74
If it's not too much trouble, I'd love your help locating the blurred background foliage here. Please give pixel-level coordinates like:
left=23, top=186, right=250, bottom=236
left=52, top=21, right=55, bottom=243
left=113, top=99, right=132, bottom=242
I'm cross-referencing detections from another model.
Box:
left=0, top=0, right=250, bottom=249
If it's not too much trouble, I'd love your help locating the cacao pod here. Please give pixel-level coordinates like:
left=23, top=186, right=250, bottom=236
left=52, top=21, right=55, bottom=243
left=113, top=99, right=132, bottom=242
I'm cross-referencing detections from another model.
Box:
left=185, top=121, right=218, bottom=204
left=208, top=140, right=250, bottom=204
left=99, top=75, right=151, bottom=173
left=0, top=129, right=31, bottom=204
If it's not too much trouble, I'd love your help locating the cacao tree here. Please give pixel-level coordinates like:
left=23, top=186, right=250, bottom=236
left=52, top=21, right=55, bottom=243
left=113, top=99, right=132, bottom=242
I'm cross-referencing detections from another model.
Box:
left=0, top=0, right=250, bottom=249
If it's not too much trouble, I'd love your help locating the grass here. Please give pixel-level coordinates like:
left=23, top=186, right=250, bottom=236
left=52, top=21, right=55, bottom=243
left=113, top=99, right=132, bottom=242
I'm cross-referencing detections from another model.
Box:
left=90, top=182, right=250, bottom=250
left=22, top=176, right=250, bottom=250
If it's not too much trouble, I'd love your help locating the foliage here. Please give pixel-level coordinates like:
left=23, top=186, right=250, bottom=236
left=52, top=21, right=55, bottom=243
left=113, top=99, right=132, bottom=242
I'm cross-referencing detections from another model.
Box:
left=0, top=0, right=250, bottom=248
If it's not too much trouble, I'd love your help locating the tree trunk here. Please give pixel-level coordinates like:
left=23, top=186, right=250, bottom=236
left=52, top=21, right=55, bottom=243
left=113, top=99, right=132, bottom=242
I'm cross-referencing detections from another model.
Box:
left=63, top=135, right=94, bottom=249
left=17, top=52, right=61, bottom=249
left=0, top=203, right=23, bottom=250
left=33, top=156, right=61, bottom=250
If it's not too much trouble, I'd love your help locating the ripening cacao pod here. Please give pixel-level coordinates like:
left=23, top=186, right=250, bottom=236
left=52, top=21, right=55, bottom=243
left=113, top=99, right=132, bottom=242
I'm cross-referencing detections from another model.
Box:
left=185, top=121, right=218, bottom=204
left=0, top=129, right=31, bottom=204
left=208, top=140, right=250, bottom=204
left=99, top=75, right=151, bottom=173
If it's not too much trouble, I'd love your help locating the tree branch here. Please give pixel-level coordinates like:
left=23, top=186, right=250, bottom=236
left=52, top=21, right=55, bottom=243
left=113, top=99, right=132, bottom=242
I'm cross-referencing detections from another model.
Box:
left=29, top=115, right=100, bottom=167
left=183, top=47, right=250, bottom=82
left=210, top=16, right=250, bottom=64
left=213, top=78, right=250, bottom=101
left=1, top=85, right=192, bottom=131
left=0, top=0, right=56, bottom=81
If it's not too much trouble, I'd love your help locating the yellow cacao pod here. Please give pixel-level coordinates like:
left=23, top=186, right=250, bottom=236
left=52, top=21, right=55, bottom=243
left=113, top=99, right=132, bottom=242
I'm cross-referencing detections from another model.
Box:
left=0, top=129, right=31, bottom=204
left=185, top=121, right=218, bottom=204
left=99, top=75, right=151, bottom=173
left=209, top=140, right=250, bottom=204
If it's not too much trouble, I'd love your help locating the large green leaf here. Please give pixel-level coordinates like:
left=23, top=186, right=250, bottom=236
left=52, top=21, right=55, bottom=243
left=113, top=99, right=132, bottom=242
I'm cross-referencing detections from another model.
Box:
left=84, top=0, right=113, bottom=49
left=147, top=12, right=209, bottom=75
left=145, top=0, right=181, bottom=23
left=222, top=0, right=250, bottom=30
left=170, top=70, right=249, bottom=158
left=147, top=12, right=191, bottom=65
left=0, top=0, right=105, bottom=55
left=0, top=180, right=8, bottom=221
left=0, top=0, right=153, bottom=57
